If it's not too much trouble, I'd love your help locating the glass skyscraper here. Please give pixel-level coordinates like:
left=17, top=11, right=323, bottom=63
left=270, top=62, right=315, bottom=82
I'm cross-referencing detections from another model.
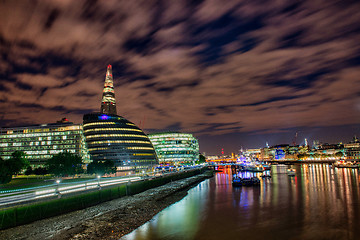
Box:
left=83, top=65, right=158, bottom=172
left=148, top=132, right=199, bottom=164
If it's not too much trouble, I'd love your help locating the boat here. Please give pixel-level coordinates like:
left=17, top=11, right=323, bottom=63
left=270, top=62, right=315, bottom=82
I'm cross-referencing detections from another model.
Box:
left=243, top=163, right=264, bottom=172
left=287, top=168, right=296, bottom=176
left=262, top=164, right=271, bottom=170
left=334, top=160, right=359, bottom=168
left=232, top=177, right=260, bottom=187
left=236, top=158, right=264, bottom=172
left=261, top=174, right=271, bottom=179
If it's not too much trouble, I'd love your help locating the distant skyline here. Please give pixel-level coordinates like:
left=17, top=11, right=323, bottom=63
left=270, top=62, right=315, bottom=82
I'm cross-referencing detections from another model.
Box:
left=0, top=1, right=359, bottom=155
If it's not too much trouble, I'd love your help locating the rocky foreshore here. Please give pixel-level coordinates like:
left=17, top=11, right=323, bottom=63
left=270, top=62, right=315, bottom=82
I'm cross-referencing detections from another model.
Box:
left=0, top=170, right=213, bottom=240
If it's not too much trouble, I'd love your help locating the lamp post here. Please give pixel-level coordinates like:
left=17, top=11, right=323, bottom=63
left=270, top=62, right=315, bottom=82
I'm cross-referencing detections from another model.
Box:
left=97, top=175, right=101, bottom=190
left=55, top=179, right=61, bottom=198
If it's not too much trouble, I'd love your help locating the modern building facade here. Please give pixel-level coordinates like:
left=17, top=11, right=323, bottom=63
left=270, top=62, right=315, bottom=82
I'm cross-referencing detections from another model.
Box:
left=83, top=113, right=158, bottom=171
left=344, top=136, right=360, bottom=160
left=100, top=64, right=117, bottom=115
left=83, top=65, right=158, bottom=172
left=0, top=119, right=90, bottom=167
left=148, top=132, right=199, bottom=165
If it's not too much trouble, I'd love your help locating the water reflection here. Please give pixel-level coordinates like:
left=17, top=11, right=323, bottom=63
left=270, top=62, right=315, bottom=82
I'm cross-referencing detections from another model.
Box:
left=122, top=164, right=360, bottom=240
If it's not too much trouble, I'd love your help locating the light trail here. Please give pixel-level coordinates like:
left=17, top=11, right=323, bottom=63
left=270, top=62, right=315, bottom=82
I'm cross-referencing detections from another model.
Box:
left=0, top=166, right=203, bottom=208
left=0, top=176, right=142, bottom=208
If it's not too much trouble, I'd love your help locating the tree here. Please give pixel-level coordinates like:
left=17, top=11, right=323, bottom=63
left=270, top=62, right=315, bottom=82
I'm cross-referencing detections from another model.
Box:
left=87, top=160, right=116, bottom=176
left=0, top=151, right=29, bottom=184
left=46, top=151, right=83, bottom=177
left=196, top=154, right=206, bottom=164
left=0, top=157, right=12, bottom=184
left=335, top=151, right=344, bottom=158
left=33, top=167, right=48, bottom=175
left=25, top=166, right=33, bottom=175
left=9, top=151, right=29, bottom=174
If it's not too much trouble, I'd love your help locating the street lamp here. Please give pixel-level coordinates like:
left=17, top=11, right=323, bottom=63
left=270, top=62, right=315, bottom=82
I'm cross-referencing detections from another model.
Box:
left=55, top=179, right=61, bottom=198
left=97, top=175, right=101, bottom=190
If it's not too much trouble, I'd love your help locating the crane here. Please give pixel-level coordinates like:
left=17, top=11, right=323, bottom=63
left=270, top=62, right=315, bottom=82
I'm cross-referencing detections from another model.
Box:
left=292, top=132, right=298, bottom=146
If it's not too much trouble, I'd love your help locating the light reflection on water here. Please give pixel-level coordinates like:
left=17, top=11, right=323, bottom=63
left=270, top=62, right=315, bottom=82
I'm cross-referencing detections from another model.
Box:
left=121, top=164, right=360, bottom=240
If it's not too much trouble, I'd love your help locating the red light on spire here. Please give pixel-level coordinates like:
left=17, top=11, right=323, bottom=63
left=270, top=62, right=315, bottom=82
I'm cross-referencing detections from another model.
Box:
left=107, top=64, right=112, bottom=69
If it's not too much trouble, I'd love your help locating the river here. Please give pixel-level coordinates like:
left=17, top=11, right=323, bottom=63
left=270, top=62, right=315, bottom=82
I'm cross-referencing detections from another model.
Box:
left=121, top=164, right=360, bottom=240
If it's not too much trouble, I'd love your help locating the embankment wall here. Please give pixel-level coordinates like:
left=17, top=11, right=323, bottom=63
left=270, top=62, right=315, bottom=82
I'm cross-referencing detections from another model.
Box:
left=0, top=168, right=209, bottom=230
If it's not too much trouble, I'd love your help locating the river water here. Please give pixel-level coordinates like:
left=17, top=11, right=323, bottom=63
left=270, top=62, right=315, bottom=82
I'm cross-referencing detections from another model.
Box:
left=121, top=164, right=360, bottom=240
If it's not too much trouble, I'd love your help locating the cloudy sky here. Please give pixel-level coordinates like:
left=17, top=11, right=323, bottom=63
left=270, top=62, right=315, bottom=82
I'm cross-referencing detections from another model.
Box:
left=1, top=0, right=359, bottom=154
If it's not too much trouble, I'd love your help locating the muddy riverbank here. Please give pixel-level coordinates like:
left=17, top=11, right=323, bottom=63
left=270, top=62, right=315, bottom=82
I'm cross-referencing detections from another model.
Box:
left=0, top=170, right=213, bottom=240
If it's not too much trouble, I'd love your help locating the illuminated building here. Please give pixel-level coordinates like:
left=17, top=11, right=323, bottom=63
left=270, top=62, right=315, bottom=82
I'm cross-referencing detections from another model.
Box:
left=0, top=118, right=90, bottom=167
left=148, top=132, right=199, bottom=164
left=100, top=64, right=117, bottom=115
left=243, top=148, right=261, bottom=159
left=83, top=65, right=158, bottom=172
left=83, top=113, right=158, bottom=171
left=344, top=136, right=360, bottom=160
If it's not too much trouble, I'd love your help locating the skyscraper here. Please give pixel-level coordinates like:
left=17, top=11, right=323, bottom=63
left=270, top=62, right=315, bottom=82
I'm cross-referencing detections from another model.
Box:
left=100, top=64, right=117, bottom=115
left=83, top=65, right=158, bottom=172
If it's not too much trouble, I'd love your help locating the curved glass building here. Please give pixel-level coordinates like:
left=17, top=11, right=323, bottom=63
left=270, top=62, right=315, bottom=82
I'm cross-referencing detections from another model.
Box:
left=148, top=132, right=199, bottom=165
left=83, top=113, right=158, bottom=171
left=83, top=65, right=158, bottom=172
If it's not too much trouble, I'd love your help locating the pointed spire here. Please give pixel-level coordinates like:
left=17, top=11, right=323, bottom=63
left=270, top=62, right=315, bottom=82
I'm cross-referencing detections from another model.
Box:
left=100, top=64, right=117, bottom=115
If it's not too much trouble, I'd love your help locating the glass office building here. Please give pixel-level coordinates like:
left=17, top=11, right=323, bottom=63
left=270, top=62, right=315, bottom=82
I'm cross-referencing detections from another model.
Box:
left=148, top=132, right=199, bottom=164
left=83, top=113, right=158, bottom=171
left=0, top=120, right=90, bottom=167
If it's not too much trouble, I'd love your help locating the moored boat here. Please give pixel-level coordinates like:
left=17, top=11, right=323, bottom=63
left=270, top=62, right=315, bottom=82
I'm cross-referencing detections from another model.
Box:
left=334, top=160, right=359, bottom=168
left=261, top=174, right=271, bottom=179
left=232, top=177, right=260, bottom=186
left=262, top=164, right=271, bottom=170
left=244, top=163, right=264, bottom=172
left=287, top=168, right=296, bottom=176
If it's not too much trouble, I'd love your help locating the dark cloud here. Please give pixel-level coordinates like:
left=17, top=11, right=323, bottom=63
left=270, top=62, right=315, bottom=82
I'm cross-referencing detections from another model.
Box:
left=44, top=9, right=61, bottom=30
left=0, top=0, right=359, bottom=154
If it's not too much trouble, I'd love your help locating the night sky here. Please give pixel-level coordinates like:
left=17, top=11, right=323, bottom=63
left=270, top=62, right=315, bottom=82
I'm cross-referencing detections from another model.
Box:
left=1, top=0, right=359, bottom=155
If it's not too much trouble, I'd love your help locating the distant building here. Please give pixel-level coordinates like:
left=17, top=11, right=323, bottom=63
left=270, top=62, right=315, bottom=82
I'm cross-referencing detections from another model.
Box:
left=0, top=118, right=90, bottom=167
left=83, top=65, right=158, bottom=172
left=243, top=148, right=261, bottom=159
left=269, top=144, right=288, bottom=160
left=148, top=132, right=199, bottom=165
left=344, top=136, right=360, bottom=160
left=259, top=147, right=271, bottom=161
left=313, top=140, right=320, bottom=149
